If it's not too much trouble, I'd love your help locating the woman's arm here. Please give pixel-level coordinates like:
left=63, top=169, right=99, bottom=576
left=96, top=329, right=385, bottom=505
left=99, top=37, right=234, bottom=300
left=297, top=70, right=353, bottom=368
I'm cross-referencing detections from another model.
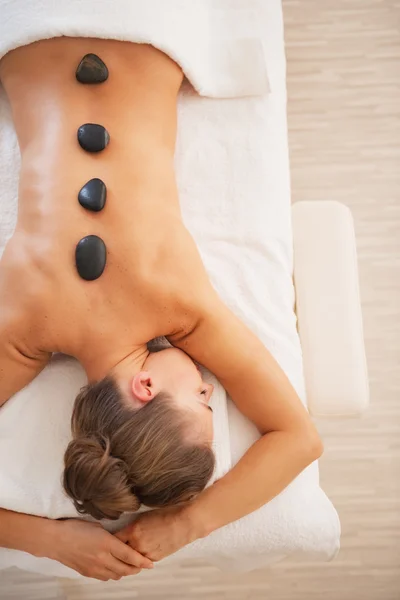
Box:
left=0, top=508, right=58, bottom=557
left=0, top=311, right=51, bottom=407
left=173, top=297, right=323, bottom=535
left=117, top=296, right=323, bottom=562
left=175, top=297, right=322, bottom=533
left=187, top=430, right=321, bottom=537
left=0, top=508, right=152, bottom=580
left=0, top=345, right=50, bottom=407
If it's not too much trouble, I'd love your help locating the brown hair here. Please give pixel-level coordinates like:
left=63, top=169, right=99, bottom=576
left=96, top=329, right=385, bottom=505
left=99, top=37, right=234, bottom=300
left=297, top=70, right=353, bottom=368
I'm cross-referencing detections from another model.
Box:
left=63, top=376, right=215, bottom=520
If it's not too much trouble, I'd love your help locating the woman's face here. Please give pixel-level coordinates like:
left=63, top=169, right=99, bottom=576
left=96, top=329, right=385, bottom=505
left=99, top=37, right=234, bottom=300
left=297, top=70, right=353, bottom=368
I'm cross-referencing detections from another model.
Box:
left=144, top=348, right=214, bottom=441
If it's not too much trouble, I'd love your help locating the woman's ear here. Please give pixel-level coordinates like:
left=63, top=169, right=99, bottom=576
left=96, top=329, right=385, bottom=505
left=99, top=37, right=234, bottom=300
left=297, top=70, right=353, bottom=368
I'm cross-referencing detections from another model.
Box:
left=131, top=371, right=156, bottom=405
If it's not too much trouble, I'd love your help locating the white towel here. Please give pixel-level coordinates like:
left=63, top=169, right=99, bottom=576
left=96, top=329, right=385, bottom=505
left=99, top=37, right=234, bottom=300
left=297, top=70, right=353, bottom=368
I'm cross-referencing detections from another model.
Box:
left=0, top=0, right=340, bottom=577
left=0, top=0, right=269, bottom=99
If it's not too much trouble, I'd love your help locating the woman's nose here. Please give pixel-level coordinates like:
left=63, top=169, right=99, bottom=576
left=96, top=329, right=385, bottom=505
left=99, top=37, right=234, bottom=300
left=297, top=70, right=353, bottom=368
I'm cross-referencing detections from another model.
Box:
left=206, top=383, right=214, bottom=403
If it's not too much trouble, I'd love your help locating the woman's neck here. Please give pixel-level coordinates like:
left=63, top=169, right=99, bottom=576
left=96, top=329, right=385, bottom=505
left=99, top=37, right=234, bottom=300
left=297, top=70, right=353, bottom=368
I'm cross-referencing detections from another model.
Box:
left=79, top=342, right=150, bottom=383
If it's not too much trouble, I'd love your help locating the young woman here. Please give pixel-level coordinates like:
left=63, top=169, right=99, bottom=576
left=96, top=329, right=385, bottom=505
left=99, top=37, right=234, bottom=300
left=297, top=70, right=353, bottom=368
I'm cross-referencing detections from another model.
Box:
left=0, top=38, right=322, bottom=581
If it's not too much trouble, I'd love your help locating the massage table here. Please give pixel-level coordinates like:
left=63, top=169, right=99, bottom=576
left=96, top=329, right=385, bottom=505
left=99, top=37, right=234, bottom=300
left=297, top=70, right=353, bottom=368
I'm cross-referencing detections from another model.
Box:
left=0, top=0, right=369, bottom=578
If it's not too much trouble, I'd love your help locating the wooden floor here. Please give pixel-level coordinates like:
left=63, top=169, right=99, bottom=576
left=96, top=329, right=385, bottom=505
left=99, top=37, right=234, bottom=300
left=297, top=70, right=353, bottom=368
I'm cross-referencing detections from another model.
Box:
left=1, top=1, right=400, bottom=598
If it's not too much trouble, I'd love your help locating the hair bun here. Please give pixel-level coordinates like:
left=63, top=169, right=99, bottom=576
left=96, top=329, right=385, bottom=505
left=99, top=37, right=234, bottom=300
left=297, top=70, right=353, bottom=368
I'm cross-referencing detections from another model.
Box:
left=63, top=435, right=140, bottom=520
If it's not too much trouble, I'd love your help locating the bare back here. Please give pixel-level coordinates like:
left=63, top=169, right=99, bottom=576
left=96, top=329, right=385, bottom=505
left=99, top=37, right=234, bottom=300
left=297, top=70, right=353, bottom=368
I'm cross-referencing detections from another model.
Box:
left=0, top=38, right=212, bottom=368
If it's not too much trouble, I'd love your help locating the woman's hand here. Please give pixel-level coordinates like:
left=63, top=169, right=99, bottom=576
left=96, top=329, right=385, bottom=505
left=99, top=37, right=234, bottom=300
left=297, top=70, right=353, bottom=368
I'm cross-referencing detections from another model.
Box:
left=50, top=519, right=153, bottom=581
left=115, top=506, right=200, bottom=562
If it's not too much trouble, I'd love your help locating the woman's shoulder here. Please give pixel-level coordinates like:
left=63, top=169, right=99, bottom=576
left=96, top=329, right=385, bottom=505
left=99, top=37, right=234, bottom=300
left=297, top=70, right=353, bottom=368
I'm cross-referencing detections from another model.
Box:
left=0, top=235, right=55, bottom=348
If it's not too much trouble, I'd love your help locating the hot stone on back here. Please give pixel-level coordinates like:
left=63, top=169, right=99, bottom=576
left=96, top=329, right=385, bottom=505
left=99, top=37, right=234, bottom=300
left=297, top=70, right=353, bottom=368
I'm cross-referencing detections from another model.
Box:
left=77, top=124, right=110, bottom=153
left=78, top=178, right=107, bottom=212
left=76, top=54, right=109, bottom=84
left=75, top=235, right=107, bottom=281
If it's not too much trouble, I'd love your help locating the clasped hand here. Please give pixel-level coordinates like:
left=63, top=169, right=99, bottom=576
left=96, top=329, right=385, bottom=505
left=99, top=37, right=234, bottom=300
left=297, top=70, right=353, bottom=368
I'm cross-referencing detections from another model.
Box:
left=116, top=505, right=199, bottom=562
left=54, top=505, right=199, bottom=581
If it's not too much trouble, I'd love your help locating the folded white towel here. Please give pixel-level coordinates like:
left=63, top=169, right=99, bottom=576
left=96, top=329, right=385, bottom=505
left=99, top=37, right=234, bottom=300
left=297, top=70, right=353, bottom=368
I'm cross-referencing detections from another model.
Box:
left=0, top=0, right=269, bottom=98
left=0, top=0, right=340, bottom=577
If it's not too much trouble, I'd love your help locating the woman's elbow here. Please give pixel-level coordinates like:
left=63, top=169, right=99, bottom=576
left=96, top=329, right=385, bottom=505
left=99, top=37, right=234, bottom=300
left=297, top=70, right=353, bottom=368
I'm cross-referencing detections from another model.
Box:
left=297, top=427, right=324, bottom=465
left=309, top=432, right=324, bottom=461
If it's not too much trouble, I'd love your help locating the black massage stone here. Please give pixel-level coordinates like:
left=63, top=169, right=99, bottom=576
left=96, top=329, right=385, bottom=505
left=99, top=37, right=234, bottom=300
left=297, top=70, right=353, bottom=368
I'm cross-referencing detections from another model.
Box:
left=76, top=54, right=109, bottom=84
left=77, top=124, right=110, bottom=153
left=75, top=235, right=107, bottom=281
left=78, top=178, right=107, bottom=212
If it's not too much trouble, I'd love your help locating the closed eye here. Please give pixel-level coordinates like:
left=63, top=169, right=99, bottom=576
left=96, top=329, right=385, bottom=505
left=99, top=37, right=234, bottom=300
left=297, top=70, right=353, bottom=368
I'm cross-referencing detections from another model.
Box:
left=198, top=389, right=213, bottom=412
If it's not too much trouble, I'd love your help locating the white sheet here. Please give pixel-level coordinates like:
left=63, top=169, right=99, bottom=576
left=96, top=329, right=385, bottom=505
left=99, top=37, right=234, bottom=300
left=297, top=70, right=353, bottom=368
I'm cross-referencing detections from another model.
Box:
left=0, top=0, right=340, bottom=577
left=0, top=0, right=269, bottom=99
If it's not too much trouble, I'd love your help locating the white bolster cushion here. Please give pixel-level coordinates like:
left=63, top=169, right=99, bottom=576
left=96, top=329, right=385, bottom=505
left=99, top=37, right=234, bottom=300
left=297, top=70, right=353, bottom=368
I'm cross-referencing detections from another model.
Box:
left=292, top=201, right=369, bottom=417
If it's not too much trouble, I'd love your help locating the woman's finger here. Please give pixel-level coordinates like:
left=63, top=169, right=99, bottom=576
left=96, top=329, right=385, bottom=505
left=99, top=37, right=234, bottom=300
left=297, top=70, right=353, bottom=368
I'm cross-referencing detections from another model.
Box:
left=106, top=555, right=142, bottom=578
left=92, top=568, right=118, bottom=582
left=111, top=538, right=153, bottom=569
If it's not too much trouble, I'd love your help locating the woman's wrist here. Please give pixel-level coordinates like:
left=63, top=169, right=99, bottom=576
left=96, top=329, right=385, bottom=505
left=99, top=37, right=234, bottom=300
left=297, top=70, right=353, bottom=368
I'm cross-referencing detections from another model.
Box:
left=31, top=518, right=62, bottom=559
left=183, top=490, right=220, bottom=541
left=20, top=516, right=61, bottom=560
